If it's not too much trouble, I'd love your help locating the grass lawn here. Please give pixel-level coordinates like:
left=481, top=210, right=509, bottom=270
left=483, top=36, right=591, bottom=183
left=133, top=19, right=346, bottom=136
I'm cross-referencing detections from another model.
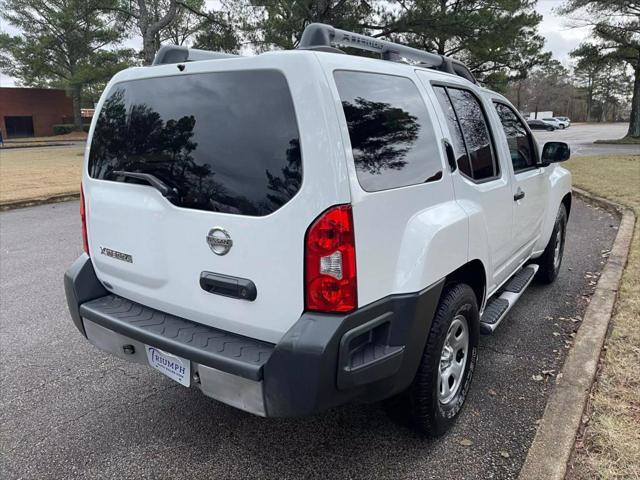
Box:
left=4, top=131, right=88, bottom=143
left=2, top=131, right=88, bottom=149
left=0, top=146, right=84, bottom=204
left=565, top=154, right=640, bottom=480
left=594, top=136, right=640, bottom=145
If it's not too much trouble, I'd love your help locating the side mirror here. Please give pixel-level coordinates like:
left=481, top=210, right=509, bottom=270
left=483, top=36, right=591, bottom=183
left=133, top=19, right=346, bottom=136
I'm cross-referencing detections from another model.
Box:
left=541, top=141, right=570, bottom=165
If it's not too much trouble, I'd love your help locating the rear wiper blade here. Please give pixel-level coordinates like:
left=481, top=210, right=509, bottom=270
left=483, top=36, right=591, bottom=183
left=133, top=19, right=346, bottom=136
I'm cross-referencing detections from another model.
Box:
left=112, top=171, right=178, bottom=198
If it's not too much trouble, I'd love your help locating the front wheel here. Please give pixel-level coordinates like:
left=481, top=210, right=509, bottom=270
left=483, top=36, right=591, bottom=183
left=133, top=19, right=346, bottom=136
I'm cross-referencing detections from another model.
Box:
left=547, top=126, right=554, bottom=131
left=536, top=204, right=567, bottom=284
left=386, top=284, right=479, bottom=436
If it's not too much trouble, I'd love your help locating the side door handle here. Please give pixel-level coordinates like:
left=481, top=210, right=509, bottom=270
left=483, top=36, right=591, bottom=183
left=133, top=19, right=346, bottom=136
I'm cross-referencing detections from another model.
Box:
left=443, top=140, right=457, bottom=172
left=514, top=187, right=525, bottom=201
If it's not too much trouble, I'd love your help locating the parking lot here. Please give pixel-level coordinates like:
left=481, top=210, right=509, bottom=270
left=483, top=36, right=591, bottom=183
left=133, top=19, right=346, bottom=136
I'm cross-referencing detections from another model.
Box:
left=0, top=197, right=619, bottom=479
left=532, top=122, right=637, bottom=157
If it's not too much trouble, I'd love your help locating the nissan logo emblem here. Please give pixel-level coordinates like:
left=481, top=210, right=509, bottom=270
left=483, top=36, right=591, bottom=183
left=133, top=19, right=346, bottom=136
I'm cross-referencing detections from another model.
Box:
left=207, top=227, right=233, bottom=256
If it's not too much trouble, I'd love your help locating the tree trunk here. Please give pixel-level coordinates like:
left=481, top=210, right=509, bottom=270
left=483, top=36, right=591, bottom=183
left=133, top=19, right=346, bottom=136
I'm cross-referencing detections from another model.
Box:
left=626, top=62, right=640, bottom=138
left=586, top=80, right=593, bottom=122
left=143, top=32, right=157, bottom=65
left=71, top=85, right=82, bottom=131
left=137, top=0, right=179, bottom=65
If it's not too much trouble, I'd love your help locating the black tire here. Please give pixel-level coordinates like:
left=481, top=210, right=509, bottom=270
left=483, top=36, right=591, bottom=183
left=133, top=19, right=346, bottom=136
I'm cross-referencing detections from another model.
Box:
left=386, top=283, right=479, bottom=436
left=560, top=124, right=566, bottom=129
left=536, top=203, right=567, bottom=284
left=547, top=126, right=554, bottom=131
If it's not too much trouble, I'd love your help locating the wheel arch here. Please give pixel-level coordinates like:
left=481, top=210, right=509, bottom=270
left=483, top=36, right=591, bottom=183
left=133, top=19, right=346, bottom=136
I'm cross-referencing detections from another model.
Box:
left=444, top=259, right=487, bottom=311
left=561, top=192, right=572, bottom=218
left=533, top=166, right=572, bottom=255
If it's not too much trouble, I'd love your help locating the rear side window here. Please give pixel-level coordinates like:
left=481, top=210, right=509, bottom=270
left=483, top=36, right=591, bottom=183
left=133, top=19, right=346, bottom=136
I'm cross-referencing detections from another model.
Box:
left=334, top=71, right=442, bottom=192
left=89, top=70, right=301, bottom=216
left=446, top=88, right=498, bottom=180
left=432, top=85, right=499, bottom=181
left=494, top=102, right=536, bottom=171
left=433, top=86, right=472, bottom=177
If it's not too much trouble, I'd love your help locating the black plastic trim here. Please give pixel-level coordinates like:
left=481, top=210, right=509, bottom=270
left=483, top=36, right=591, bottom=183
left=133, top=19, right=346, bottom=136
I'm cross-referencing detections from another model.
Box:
left=63, top=254, right=108, bottom=337
left=79, top=294, right=274, bottom=381
left=337, top=312, right=405, bottom=389
left=262, top=279, right=445, bottom=417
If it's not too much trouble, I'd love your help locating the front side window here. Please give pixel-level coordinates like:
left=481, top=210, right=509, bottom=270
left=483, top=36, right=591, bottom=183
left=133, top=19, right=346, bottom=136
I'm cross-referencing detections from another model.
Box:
left=89, top=70, right=301, bottom=216
left=334, top=71, right=442, bottom=192
left=446, top=88, right=498, bottom=181
left=494, top=103, right=536, bottom=171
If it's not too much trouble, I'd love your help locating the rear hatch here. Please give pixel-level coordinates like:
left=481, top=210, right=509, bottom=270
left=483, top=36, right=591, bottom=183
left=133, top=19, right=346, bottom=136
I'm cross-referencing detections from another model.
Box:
left=83, top=55, right=350, bottom=343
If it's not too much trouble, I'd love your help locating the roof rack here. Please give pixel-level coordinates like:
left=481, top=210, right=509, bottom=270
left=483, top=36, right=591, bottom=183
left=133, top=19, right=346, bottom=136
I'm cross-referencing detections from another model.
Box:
left=297, top=23, right=477, bottom=84
left=152, top=45, right=238, bottom=66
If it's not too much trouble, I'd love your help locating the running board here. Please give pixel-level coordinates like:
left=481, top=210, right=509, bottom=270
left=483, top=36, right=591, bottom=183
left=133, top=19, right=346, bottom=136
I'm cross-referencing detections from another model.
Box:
left=480, top=264, right=538, bottom=334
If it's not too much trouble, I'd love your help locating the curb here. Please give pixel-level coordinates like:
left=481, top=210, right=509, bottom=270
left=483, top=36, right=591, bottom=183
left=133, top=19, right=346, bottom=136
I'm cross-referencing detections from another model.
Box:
left=0, top=192, right=80, bottom=211
left=1, top=143, right=73, bottom=149
left=518, top=189, right=636, bottom=480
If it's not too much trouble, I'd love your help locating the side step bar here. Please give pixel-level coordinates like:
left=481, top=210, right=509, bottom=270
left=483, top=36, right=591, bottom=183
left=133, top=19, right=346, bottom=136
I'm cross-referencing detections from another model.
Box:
left=480, top=264, right=538, bottom=334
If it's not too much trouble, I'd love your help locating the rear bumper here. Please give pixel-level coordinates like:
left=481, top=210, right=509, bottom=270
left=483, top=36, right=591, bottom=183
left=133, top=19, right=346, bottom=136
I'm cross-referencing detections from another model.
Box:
left=64, top=255, right=443, bottom=417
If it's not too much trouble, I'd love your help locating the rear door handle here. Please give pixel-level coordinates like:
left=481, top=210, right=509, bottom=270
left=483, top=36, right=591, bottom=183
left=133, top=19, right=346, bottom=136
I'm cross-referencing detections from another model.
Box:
left=200, top=272, right=257, bottom=301
left=514, top=187, right=525, bottom=201
left=443, top=140, right=457, bottom=172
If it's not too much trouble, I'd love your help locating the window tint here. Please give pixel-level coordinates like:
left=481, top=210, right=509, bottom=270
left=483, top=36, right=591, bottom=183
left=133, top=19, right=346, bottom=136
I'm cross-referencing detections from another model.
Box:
left=494, top=103, right=536, bottom=171
left=89, top=70, right=301, bottom=216
left=334, top=71, right=442, bottom=192
left=446, top=88, right=498, bottom=180
left=433, top=86, right=472, bottom=177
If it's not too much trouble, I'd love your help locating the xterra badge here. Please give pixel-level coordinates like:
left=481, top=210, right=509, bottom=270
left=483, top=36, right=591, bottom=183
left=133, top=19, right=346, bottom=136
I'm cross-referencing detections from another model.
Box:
left=100, top=247, right=133, bottom=263
left=207, top=227, right=233, bottom=255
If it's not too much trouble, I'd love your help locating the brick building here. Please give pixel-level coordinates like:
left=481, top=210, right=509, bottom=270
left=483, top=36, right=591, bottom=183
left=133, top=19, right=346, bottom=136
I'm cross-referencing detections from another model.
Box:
left=0, top=87, right=74, bottom=138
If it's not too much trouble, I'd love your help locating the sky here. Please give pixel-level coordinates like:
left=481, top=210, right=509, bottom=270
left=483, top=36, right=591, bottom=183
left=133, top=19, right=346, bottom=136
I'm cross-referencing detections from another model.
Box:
left=0, top=0, right=591, bottom=88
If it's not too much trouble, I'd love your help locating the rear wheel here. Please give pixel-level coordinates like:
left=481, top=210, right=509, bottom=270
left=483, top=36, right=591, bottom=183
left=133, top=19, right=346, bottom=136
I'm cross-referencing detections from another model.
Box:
left=386, top=284, right=479, bottom=436
left=536, top=204, right=567, bottom=284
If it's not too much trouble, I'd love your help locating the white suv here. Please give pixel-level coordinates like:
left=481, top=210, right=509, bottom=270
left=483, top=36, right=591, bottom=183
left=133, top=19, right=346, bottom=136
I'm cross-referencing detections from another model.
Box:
left=64, top=24, right=572, bottom=436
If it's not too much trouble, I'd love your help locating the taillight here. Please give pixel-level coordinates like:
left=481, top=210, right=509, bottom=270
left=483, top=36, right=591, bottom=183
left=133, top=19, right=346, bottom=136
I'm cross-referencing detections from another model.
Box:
left=80, top=184, right=89, bottom=255
left=305, top=204, right=357, bottom=313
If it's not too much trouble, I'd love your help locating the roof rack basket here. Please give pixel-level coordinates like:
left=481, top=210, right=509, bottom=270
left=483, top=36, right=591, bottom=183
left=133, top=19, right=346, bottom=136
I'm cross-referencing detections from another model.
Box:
left=297, top=23, right=477, bottom=84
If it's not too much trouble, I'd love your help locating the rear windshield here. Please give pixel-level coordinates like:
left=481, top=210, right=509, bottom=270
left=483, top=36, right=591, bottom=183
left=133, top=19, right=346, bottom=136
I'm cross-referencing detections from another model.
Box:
left=89, top=70, right=302, bottom=216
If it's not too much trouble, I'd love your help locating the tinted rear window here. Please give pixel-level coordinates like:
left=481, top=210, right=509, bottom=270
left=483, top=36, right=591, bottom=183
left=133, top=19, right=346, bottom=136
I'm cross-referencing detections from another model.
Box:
left=446, top=88, right=498, bottom=181
left=89, top=70, right=301, bottom=216
left=334, top=71, right=442, bottom=192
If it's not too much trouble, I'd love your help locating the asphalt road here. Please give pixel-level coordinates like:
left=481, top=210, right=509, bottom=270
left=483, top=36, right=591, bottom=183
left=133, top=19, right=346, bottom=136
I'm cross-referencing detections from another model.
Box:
left=0, top=199, right=619, bottom=480
left=532, top=122, right=639, bottom=157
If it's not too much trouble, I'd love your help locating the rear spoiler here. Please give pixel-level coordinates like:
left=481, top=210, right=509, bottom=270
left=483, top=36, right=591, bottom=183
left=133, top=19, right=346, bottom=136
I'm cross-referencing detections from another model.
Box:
left=152, top=45, right=238, bottom=66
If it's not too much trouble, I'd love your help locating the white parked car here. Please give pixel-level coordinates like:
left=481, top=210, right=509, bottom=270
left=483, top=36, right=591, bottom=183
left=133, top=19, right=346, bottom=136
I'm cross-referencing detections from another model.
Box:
left=64, top=24, right=572, bottom=436
left=542, top=117, right=567, bottom=129
left=555, top=116, right=571, bottom=127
